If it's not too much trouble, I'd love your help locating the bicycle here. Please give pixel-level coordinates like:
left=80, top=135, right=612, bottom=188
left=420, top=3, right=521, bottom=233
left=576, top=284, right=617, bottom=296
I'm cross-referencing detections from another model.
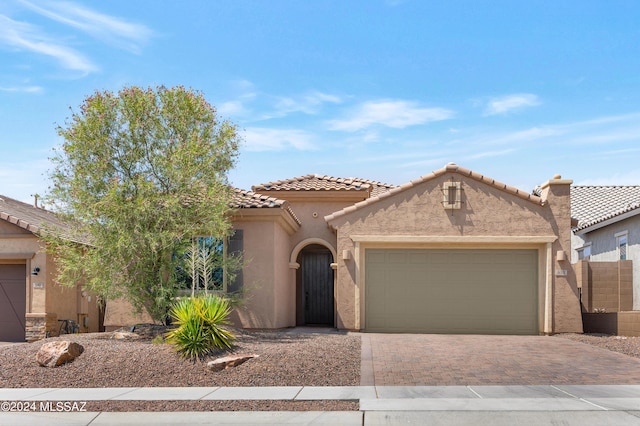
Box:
left=58, top=319, right=79, bottom=335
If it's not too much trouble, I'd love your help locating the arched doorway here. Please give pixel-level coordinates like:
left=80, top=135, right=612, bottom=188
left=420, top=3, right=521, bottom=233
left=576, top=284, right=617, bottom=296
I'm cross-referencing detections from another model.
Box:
left=296, top=244, right=334, bottom=326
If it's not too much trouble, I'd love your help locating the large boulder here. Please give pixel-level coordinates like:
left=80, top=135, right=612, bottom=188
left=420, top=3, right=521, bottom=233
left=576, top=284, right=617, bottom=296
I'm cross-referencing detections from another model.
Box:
left=36, top=341, right=84, bottom=367
left=207, top=354, right=258, bottom=372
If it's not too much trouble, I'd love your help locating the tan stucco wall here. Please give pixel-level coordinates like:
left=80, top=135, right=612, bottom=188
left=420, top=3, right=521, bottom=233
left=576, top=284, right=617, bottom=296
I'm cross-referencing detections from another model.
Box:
left=239, top=196, right=359, bottom=329
left=103, top=297, right=155, bottom=330
left=541, top=179, right=583, bottom=333
left=328, top=172, right=582, bottom=333
left=285, top=200, right=348, bottom=250
left=45, top=255, right=75, bottom=322
left=230, top=219, right=295, bottom=328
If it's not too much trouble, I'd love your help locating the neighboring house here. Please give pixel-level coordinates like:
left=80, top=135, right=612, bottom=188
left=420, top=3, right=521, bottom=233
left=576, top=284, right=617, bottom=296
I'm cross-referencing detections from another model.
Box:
left=109, top=163, right=583, bottom=335
left=571, top=186, right=640, bottom=310
left=0, top=195, right=101, bottom=342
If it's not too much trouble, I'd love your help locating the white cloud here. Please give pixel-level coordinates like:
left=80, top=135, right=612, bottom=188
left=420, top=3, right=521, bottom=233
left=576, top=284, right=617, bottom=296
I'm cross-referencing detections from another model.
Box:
left=218, top=84, right=341, bottom=122
left=217, top=100, right=247, bottom=118
left=328, top=100, right=453, bottom=132
left=217, top=82, right=258, bottom=118
left=484, top=93, right=541, bottom=116
left=444, top=112, right=640, bottom=149
left=19, top=0, right=153, bottom=53
left=264, top=91, right=342, bottom=119
left=243, top=128, right=317, bottom=152
left=0, top=85, right=43, bottom=93
left=0, top=15, right=97, bottom=73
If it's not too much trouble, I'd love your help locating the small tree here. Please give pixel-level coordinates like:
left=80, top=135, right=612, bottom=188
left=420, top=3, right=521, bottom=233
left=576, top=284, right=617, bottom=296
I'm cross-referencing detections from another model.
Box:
left=46, top=85, right=241, bottom=322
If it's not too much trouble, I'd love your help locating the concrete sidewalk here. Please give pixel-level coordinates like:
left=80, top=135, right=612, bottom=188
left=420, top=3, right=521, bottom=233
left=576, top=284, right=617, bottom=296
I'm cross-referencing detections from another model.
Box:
left=1, top=385, right=640, bottom=425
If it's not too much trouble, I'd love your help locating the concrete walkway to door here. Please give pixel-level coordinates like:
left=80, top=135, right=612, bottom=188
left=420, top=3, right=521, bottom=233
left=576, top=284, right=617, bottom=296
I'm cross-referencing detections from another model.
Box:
left=361, top=333, right=640, bottom=386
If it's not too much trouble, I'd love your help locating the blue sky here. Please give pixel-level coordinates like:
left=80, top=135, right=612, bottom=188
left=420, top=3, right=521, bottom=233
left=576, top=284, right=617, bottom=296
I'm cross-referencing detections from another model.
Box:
left=1, top=1, right=640, bottom=204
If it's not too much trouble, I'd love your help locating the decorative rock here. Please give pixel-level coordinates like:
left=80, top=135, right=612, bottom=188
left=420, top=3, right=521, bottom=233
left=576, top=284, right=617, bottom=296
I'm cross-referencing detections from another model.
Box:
left=111, top=331, right=139, bottom=340
left=207, top=354, right=258, bottom=372
left=36, top=341, right=84, bottom=367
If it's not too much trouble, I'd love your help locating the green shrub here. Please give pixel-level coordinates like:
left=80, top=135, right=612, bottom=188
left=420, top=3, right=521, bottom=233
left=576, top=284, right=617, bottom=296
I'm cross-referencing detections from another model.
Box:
left=165, top=295, right=235, bottom=359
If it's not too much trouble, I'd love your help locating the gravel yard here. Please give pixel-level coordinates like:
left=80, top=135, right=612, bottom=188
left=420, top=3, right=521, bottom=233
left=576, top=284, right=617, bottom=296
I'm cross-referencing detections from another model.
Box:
left=2, top=328, right=640, bottom=412
left=554, top=332, right=640, bottom=359
left=0, top=327, right=360, bottom=412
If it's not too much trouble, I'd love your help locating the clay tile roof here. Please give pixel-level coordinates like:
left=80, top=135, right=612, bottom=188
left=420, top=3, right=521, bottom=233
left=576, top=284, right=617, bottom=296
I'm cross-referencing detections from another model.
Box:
left=325, top=163, right=543, bottom=223
left=252, top=174, right=396, bottom=198
left=230, top=188, right=288, bottom=209
left=0, top=194, right=74, bottom=239
left=230, top=188, right=301, bottom=225
left=571, top=185, right=640, bottom=231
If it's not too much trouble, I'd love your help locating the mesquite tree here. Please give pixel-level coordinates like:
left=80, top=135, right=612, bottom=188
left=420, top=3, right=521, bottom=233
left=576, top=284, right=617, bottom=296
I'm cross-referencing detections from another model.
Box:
left=46, top=85, right=241, bottom=322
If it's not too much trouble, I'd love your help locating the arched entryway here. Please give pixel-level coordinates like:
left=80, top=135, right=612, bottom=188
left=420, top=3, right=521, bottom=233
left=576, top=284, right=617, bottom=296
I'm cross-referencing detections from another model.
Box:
left=296, top=244, right=334, bottom=326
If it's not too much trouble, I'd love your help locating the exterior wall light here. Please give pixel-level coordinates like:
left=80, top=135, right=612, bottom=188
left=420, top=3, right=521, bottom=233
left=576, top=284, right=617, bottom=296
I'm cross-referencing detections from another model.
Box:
left=31, top=267, right=40, bottom=276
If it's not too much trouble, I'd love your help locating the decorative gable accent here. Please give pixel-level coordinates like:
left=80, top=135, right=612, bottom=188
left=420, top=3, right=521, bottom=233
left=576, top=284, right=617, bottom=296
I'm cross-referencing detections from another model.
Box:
left=442, top=180, right=462, bottom=210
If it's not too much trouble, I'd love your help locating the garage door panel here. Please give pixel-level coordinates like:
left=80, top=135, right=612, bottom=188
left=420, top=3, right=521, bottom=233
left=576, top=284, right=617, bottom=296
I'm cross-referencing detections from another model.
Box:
left=0, top=265, right=27, bottom=342
left=365, top=249, right=538, bottom=334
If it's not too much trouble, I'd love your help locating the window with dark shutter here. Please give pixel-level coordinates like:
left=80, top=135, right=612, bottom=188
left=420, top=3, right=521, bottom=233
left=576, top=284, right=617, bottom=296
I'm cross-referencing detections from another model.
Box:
left=227, top=230, right=243, bottom=293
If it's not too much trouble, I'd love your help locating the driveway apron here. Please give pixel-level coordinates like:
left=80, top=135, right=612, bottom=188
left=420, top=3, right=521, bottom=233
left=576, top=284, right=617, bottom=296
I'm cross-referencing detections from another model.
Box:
left=361, top=334, right=640, bottom=386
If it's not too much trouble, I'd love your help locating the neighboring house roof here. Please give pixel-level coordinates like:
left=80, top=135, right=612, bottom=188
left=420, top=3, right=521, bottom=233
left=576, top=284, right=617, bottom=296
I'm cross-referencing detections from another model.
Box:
left=0, top=194, right=70, bottom=236
left=231, top=188, right=301, bottom=225
left=325, top=163, right=543, bottom=224
left=571, top=185, right=640, bottom=233
left=252, top=174, right=397, bottom=198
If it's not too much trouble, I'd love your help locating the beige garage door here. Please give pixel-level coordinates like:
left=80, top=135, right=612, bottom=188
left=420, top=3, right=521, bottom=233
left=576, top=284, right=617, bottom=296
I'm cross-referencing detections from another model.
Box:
left=365, top=249, right=538, bottom=334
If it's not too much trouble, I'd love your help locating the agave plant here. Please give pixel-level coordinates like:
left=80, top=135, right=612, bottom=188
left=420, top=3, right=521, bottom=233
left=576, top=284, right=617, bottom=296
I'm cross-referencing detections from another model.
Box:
left=165, top=295, right=235, bottom=359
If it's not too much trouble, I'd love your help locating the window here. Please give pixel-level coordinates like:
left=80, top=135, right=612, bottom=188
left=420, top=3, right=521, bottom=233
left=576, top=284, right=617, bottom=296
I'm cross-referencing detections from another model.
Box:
left=616, top=231, right=628, bottom=260
left=442, top=181, right=462, bottom=210
left=577, top=244, right=591, bottom=260
left=227, top=230, right=243, bottom=293
left=176, top=230, right=243, bottom=293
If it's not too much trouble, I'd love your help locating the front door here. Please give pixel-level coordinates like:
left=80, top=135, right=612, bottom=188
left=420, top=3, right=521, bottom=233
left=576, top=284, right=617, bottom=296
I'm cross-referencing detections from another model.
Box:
left=0, top=264, right=26, bottom=341
left=301, top=248, right=334, bottom=325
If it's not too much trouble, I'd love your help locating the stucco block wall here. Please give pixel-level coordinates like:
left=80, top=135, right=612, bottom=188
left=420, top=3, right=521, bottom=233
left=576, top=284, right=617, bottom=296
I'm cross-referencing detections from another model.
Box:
left=572, top=215, right=640, bottom=310
left=578, top=260, right=633, bottom=313
left=583, top=311, right=640, bottom=337
left=329, top=172, right=582, bottom=333
left=619, top=311, right=640, bottom=336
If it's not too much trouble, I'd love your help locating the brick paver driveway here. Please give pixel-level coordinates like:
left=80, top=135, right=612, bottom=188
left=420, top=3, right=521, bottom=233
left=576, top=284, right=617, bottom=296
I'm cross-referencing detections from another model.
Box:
left=361, top=334, right=640, bottom=386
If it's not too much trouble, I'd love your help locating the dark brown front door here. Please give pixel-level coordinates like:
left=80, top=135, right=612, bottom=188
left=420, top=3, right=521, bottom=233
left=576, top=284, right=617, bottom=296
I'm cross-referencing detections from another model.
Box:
left=301, top=248, right=334, bottom=325
left=0, top=265, right=26, bottom=341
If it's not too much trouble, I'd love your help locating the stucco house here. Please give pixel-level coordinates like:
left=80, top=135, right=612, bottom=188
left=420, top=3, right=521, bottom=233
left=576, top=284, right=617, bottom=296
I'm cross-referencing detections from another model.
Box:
left=222, top=163, right=582, bottom=335
left=105, top=163, right=584, bottom=334
left=0, top=195, right=101, bottom=342
left=571, top=186, right=640, bottom=313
